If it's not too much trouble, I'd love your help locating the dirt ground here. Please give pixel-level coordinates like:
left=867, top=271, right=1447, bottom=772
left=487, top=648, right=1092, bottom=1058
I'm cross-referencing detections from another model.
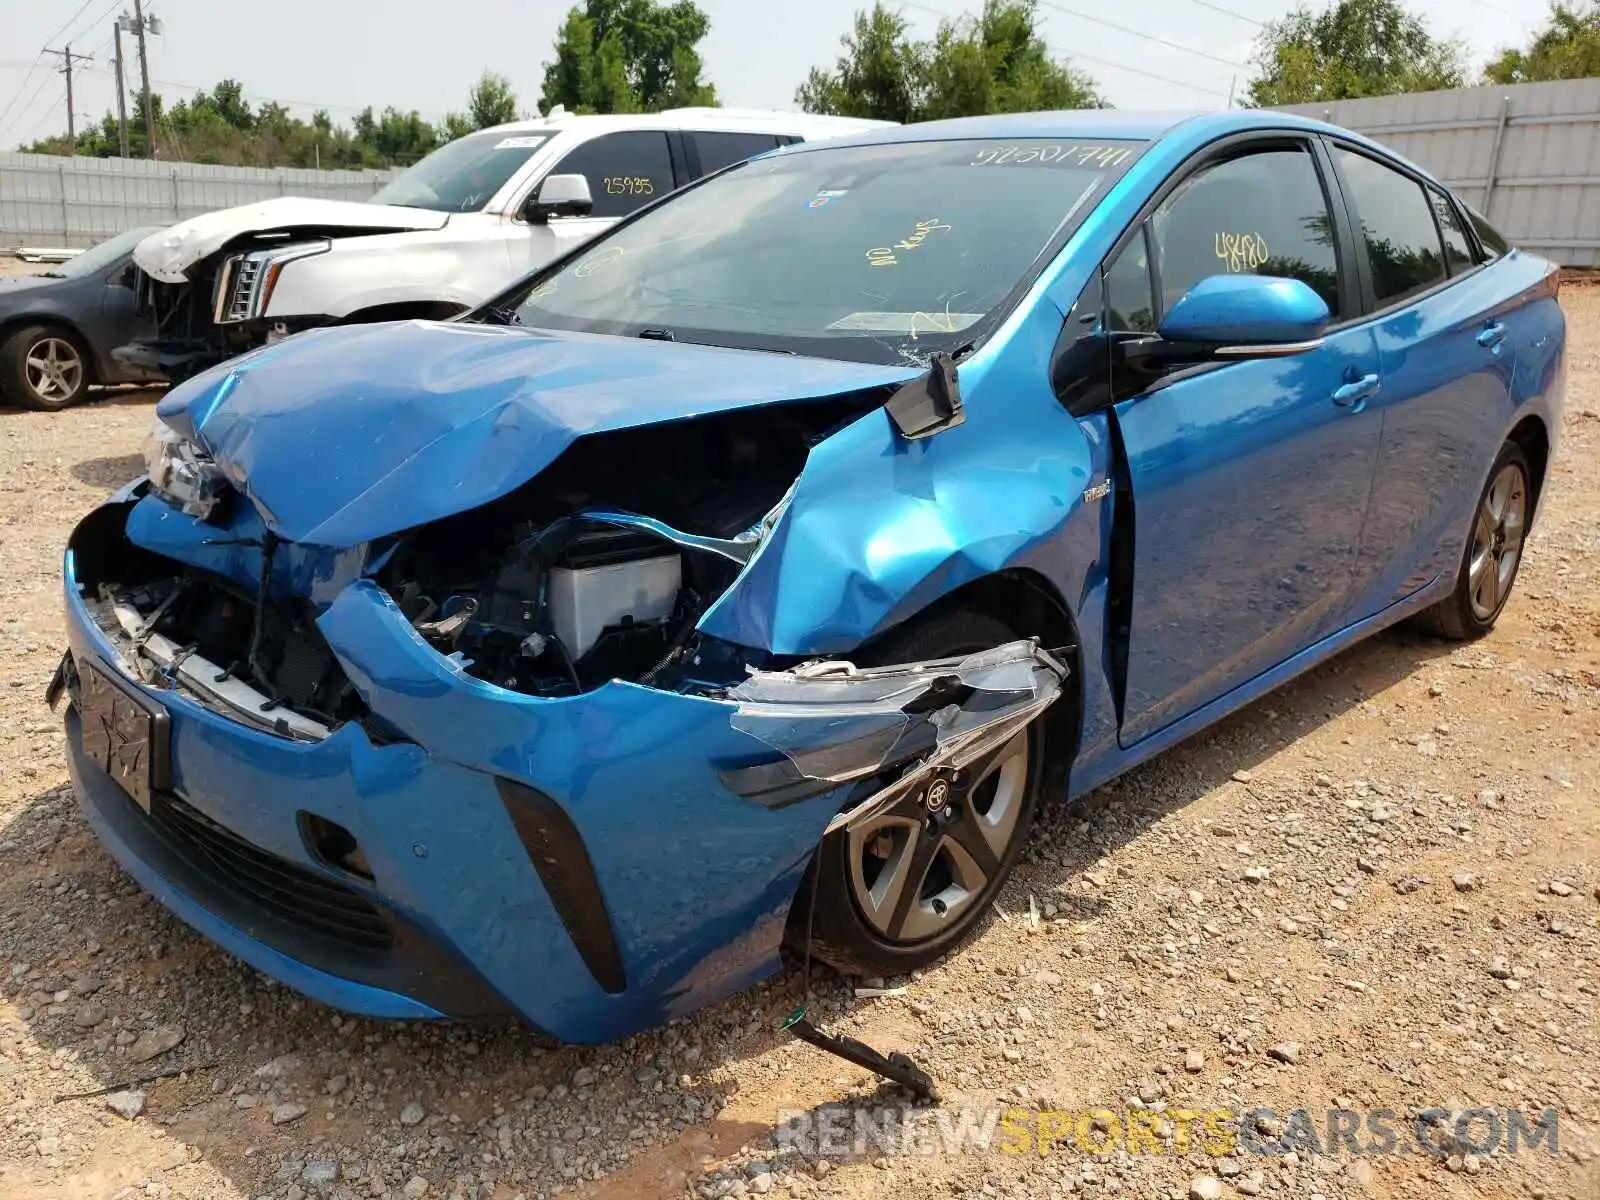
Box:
left=0, top=267, right=1595, bottom=1200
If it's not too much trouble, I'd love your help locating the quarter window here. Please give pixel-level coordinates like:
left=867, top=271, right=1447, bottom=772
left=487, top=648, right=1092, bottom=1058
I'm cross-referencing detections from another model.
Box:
left=548, top=131, right=675, bottom=219
left=1147, top=147, right=1342, bottom=319
left=1465, top=204, right=1510, bottom=260
left=1105, top=229, right=1155, bottom=333
left=1334, top=148, right=1447, bottom=304
left=689, top=131, right=782, bottom=176
left=1430, top=188, right=1474, bottom=275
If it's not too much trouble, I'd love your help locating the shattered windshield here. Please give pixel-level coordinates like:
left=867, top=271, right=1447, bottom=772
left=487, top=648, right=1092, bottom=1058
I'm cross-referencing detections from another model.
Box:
left=371, top=131, right=550, bottom=212
left=504, top=137, right=1146, bottom=365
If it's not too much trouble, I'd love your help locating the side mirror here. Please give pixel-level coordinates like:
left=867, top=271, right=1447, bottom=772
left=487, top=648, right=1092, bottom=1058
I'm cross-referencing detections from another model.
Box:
left=1158, top=275, right=1329, bottom=358
left=523, top=173, right=593, bottom=224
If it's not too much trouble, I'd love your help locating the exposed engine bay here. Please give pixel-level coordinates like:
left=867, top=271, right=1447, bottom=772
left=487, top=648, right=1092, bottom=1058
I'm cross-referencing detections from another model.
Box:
left=82, top=399, right=873, bottom=739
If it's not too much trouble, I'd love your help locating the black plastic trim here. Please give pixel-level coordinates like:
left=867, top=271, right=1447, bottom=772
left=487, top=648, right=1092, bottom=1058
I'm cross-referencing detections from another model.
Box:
left=67, top=709, right=517, bottom=1020
left=495, top=778, right=627, bottom=995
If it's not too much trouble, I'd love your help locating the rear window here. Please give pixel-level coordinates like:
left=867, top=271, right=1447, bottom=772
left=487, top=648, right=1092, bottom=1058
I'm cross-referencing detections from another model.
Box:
left=689, top=130, right=782, bottom=176
left=507, top=137, right=1146, bottom=365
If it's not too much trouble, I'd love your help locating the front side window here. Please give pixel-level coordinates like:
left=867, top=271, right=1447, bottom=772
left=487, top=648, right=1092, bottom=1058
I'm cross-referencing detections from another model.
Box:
left=1104, top=230, right=1155, bottom=333
left=1334, top=148, right=1447, bottom=305
left=547, top=131, right=675, bottom=219
left=1149, top=147, right=1342, bottom=318
left=690, top=131, right=782, bottom=176
left=370, top=131, right=550, bottom=212
left=506, top=137, right=1146, bottom=364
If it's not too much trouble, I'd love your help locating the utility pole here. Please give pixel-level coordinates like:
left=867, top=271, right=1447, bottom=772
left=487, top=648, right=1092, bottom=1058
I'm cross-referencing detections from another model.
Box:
left=45, top=45, right=93, bottom=154
left=125, top=0, right=158, bottom=157
left=112, top=20, right=130, bottom=158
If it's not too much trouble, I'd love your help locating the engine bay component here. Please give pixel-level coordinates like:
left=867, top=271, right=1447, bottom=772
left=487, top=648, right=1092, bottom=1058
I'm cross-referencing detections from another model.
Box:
left=546, top=531, right=682, bottom=661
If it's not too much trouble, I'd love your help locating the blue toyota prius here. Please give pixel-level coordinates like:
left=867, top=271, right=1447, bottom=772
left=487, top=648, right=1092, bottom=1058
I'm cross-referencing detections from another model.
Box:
left=53, top=110, right=1565, bottom=1045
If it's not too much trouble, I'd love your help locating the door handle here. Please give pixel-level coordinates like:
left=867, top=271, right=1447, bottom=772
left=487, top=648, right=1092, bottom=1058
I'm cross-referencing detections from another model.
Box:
left=1477, top=321, right=1507, bottom=349
left=1332, top=373, right=1380, bottom=407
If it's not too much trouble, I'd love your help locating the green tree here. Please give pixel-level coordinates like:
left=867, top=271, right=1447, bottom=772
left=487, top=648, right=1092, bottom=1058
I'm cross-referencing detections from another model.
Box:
left=796, top=3, right=922, bottom=121
left=1484, top=3, right=1600, bottom=82
left=467, top=71, right=520, bottom=127
left=798, top=0, right=1098, bottom=122
left=1246, top=0, right=1466, bottom=106
left=538, top=0, right=717, bottom=114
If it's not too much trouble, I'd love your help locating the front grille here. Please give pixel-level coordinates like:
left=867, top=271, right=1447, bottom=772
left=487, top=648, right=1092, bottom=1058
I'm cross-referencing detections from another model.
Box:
left=150, top=793, right=394, bottom=952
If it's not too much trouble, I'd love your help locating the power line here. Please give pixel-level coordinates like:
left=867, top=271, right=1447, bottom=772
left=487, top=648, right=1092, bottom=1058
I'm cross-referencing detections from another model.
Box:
left=1036, top=0, right=1251, bottom=68
left=44, top=0, right=102, bottom=47
left=1070, top=47, right=1233, bottom=99
left=15, top=96, right=65, bottom=147
left=0, top=53, right=46, bottom=133
left=1183, top=0, right=1262, bottom=26
left=0, top=68, right=59, bottom=144
left=899, top=0, right=1237, bottom=101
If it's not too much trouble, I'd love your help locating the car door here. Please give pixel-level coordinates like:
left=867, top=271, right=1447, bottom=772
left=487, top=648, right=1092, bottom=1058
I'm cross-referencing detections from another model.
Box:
left=506, top=130, right=680, bottom=279
left=1326, top=144, right=1520, bottom=622
left=1106, top=138, right=1384, bottom=746
left=97, top=256, right=151, bottom=380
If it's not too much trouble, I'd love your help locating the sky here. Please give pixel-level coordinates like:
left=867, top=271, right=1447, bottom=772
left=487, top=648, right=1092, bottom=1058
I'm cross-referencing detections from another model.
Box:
left=0, top=0, right=1557, bottom=150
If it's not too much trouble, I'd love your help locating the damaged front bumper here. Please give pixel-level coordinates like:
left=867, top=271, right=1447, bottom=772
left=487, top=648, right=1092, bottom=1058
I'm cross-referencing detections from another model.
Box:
left=58, top=494, right=1067, bottom=1042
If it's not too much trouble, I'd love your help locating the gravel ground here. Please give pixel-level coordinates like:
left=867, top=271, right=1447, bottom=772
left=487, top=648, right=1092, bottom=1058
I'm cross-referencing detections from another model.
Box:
left=0, top=276, right=1596, bottom=1200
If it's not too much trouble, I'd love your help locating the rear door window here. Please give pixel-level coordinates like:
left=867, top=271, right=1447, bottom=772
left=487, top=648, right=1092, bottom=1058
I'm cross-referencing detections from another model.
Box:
left=549, top=131, right=675, bottom=219
left=688, top=131, right=783, bottom=177
left=1465, top=204, right=1511, bottom=260
left=1334, top=148, right=1448, bottom=305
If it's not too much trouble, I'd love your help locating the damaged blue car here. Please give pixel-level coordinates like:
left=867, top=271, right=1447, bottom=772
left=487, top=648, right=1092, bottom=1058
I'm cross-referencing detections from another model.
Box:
left=54, top=111, right=1565, bottom=1044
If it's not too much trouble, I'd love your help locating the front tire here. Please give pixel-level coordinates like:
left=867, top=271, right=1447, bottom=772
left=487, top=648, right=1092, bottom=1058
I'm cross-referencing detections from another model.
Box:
left=0, top=325, right=91, bottom=411
left=786, top=609, right=1045, bottom=977
left=1417, top=440, right=1531, bottom=640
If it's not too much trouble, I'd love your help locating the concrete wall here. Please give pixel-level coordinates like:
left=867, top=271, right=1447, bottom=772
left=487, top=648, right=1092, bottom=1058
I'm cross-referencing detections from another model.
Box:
left=1277, top=77, right=1600, bottom=267
left=0, top=153, right=398, bottom=249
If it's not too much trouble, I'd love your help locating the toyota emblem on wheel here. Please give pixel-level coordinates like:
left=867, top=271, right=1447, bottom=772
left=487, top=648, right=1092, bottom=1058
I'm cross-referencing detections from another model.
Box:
left=924, top=779, right=950, bottom=813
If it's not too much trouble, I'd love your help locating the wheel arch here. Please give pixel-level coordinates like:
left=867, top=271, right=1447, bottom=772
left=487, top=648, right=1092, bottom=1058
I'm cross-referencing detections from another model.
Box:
left=855, top=567, right=1086, bottom=800
left=1506, top=413, right=1550, bottom=520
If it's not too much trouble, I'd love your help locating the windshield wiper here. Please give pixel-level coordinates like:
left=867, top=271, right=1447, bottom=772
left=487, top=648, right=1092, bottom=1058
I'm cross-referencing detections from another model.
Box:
left=39, top=271, right=66, bottom=279
left=638, top=327, right=675, bottom=341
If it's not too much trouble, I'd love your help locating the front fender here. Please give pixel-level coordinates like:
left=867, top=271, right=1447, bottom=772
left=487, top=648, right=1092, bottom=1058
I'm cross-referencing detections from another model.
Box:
left=698, top=379, right=1098, bottom=657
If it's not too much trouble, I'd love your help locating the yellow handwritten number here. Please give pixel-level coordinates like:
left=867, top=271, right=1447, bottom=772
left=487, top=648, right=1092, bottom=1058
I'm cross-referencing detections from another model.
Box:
left=1214, top=231, right=1269, bottom=272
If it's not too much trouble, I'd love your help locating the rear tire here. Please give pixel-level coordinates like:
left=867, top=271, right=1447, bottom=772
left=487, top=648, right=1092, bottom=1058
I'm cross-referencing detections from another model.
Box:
left=0, top=324, right=91, bottom=411
left=785, top=609, right=1045, bottom=977
left=1416, top=440, right=1531, bottom=641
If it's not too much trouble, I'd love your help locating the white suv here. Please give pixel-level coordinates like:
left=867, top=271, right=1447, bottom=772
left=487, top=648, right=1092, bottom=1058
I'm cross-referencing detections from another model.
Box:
left=118, top=107, right=891, bottom=381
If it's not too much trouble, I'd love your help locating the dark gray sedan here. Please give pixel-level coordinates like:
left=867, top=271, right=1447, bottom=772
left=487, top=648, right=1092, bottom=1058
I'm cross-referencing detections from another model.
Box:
left=1, top=226, right=163, bottom=410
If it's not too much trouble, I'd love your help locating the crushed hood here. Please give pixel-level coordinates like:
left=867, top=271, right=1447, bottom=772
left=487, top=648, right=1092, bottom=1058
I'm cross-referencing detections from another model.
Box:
left=133, top=197, right=451, bottom=282
left=156, top=320, right=918, bottom=548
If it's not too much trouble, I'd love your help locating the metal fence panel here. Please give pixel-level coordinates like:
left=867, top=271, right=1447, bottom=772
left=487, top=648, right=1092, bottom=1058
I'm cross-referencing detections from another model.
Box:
left=1278, top=78, right=1600, bottom=267
left=0, top=153, right=399, bottom=249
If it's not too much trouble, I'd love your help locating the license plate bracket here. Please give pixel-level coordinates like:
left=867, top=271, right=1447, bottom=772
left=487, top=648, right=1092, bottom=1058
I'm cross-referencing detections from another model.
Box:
left=78, top=658, right=171, bottom=812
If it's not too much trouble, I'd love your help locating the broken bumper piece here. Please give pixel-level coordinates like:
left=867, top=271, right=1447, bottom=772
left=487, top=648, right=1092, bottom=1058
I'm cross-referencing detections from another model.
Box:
left=59, top=499, right=1068, bottom=1042
left=721, top=641, right=1067, bottom=832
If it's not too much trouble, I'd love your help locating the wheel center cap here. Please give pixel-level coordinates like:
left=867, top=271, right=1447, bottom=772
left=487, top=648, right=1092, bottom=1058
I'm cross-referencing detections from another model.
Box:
left=923, top=778, right=950, bottom=814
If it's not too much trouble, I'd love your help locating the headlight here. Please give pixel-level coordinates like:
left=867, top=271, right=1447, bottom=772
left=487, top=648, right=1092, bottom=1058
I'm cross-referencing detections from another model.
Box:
left=212, top=240, right=329, bottom=324
left=143, top=419, right=227, bottom=519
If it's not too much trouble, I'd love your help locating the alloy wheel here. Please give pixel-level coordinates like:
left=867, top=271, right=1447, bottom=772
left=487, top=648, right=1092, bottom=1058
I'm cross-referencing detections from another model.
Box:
left=846, top=729, right=1029, bottom=943
left=23, top=337, right=83, bottom=404
left=1467, top=462, right=1527, bottom=621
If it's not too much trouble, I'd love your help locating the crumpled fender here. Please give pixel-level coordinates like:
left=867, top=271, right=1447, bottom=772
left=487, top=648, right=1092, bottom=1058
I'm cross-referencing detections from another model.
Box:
left=698, top=319, right=1097, bottom=657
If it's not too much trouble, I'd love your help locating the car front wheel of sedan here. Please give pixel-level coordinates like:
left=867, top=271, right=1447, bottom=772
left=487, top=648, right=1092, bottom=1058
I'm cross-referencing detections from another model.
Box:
left=1, top=325, right=90, bottom=411
left=789, top=609, right=1047, bottom=977
left=1418, top=439, right=1533, bottom=641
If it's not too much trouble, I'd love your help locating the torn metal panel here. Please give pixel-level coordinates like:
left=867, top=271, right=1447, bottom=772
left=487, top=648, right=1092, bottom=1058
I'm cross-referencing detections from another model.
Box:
left=726, top=639, right=1066, bottom=833
left=153, top=320, right=915, bottom=548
